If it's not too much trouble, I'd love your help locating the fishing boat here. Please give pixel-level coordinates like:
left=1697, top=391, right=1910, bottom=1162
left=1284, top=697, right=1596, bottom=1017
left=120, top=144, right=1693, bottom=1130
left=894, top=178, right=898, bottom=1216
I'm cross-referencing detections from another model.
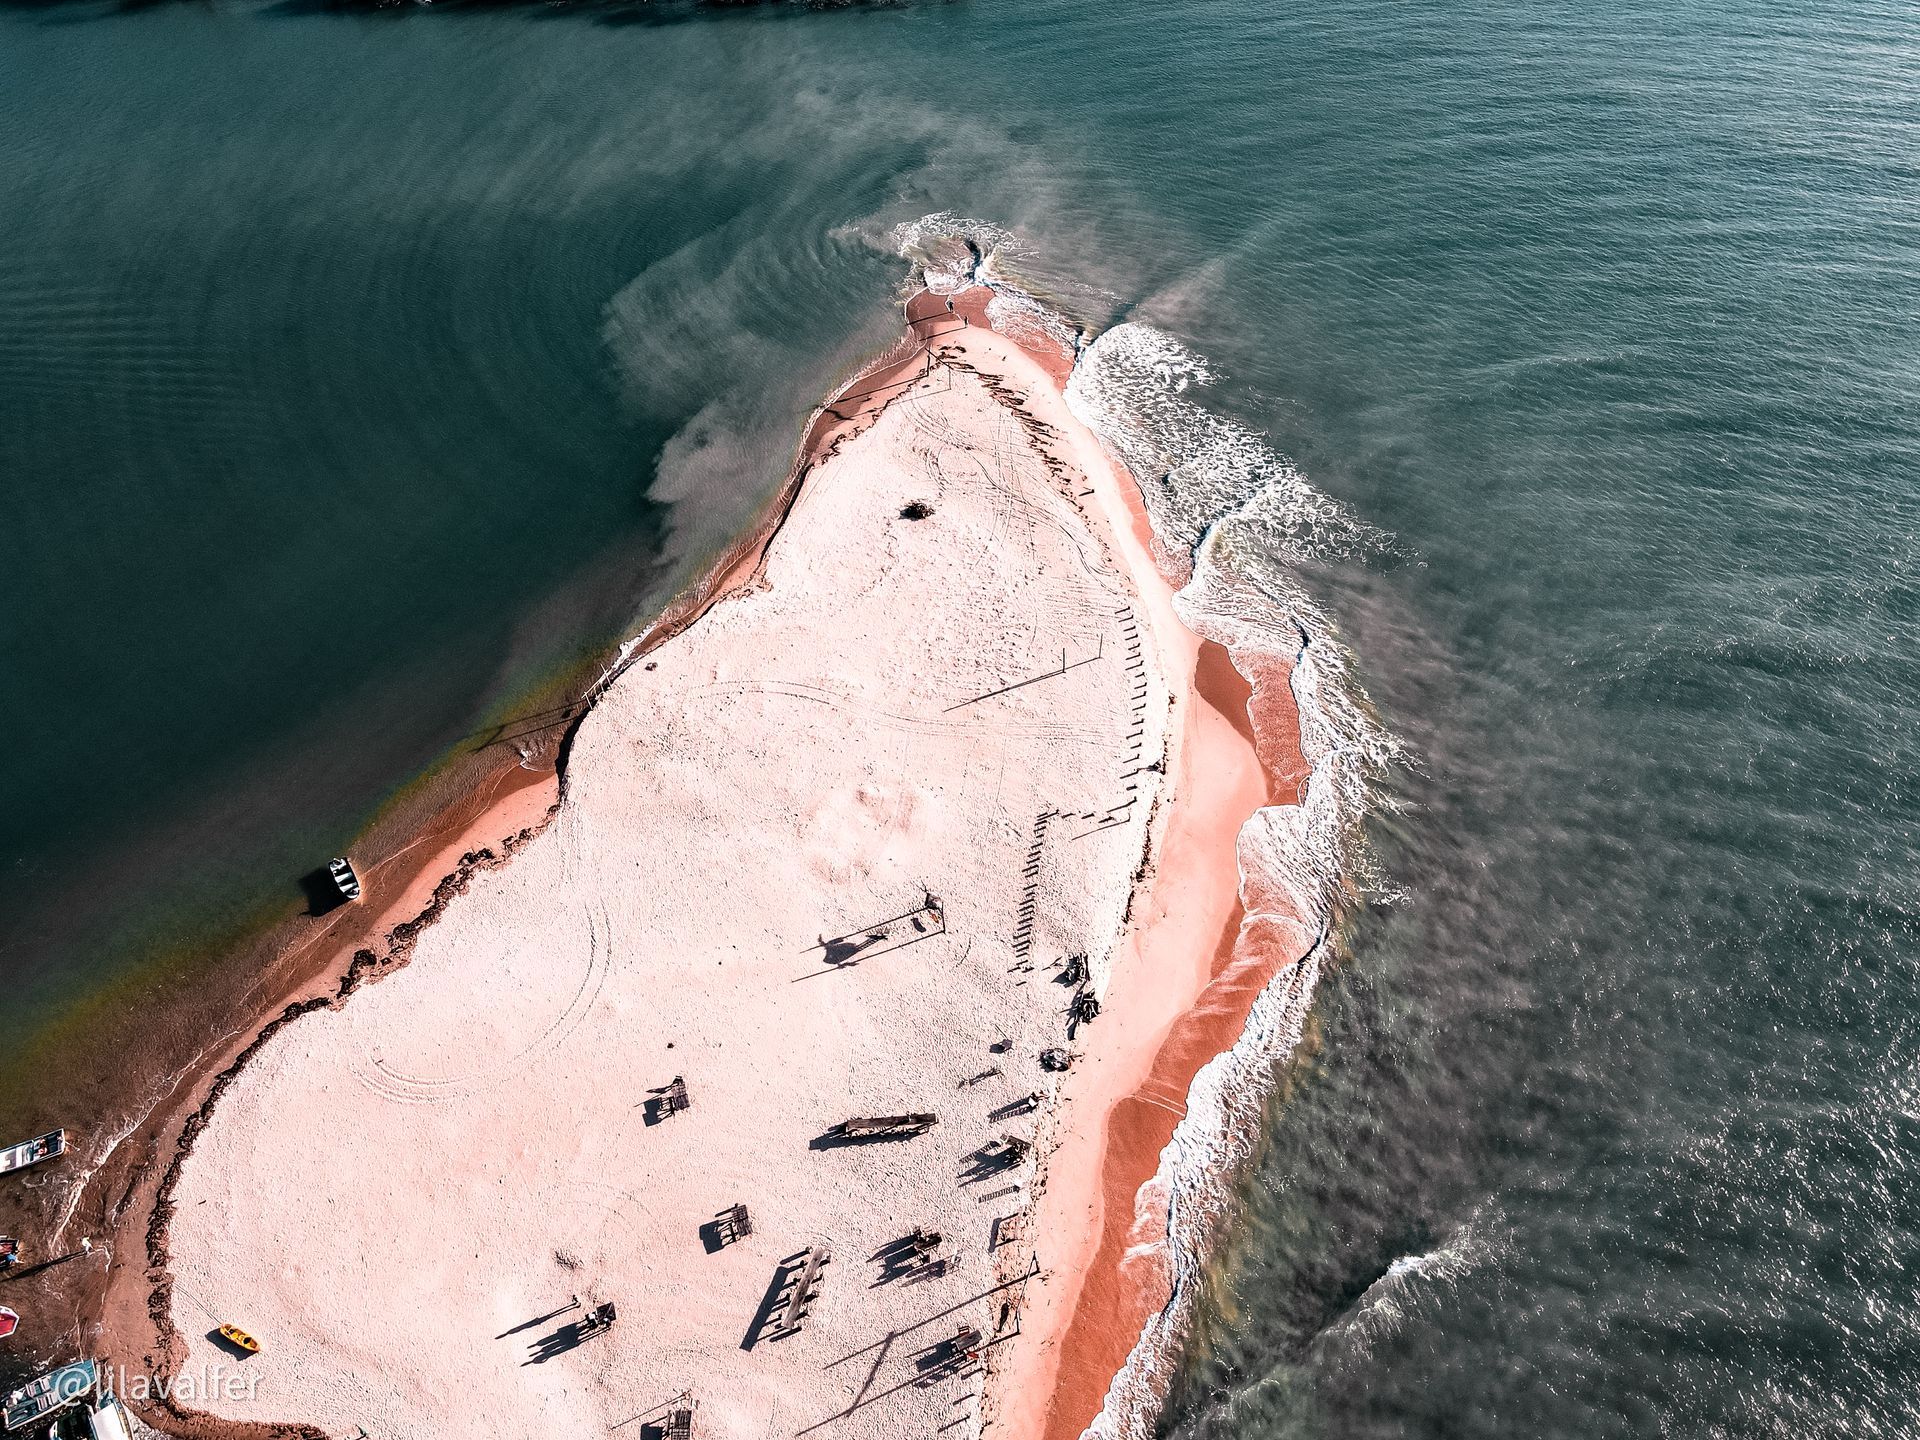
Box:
left=3, top=1359, right=94, bottom=1433
left=217, top=1323, right=261, bottom=1354
left=327, top=856, right=362, bottom=902
left=0, top=1130, right=66, bottom=1178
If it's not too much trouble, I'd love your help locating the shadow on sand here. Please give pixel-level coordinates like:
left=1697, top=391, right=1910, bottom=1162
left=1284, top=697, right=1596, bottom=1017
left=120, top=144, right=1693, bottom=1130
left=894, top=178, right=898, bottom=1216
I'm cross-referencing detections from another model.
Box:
left=297, top=866, right=351, bottom=917
left=206, top=1328, right=259, bottom=1361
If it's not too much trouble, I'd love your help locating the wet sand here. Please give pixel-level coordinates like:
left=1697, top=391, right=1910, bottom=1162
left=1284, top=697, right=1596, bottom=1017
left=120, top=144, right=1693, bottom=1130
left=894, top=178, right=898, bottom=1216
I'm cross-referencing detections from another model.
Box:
left=978, top=447, right=1319, bottom=1440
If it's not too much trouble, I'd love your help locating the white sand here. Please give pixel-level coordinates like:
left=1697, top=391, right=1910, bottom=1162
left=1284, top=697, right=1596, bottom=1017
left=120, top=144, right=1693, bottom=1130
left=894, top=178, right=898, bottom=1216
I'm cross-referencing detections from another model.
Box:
left=163, top=338, right=1186, bottom=1440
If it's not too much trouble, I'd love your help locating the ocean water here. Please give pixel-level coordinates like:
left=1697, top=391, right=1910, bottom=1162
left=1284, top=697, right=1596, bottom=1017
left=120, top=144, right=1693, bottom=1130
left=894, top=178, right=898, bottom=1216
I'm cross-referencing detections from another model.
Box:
left=4, top=1, right=1918, bottom=1436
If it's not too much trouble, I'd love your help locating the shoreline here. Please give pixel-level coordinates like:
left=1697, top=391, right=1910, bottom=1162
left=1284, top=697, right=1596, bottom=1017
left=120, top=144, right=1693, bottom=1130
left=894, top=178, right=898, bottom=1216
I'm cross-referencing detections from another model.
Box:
left=49, top=280, right=1322, bottom=1440
left=0, top=737, right=575, bottom=1392
left=948, top=331, right=1320, bottom=1440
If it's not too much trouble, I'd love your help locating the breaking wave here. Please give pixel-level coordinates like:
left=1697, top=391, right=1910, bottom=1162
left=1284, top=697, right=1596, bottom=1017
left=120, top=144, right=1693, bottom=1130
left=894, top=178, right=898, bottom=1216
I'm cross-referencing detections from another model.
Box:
left=1331, top=1218, right=1497, bottom=1358
left=893, top=215, right=1404, bottom=1439
left=891, top=211, right=1093, bottom=358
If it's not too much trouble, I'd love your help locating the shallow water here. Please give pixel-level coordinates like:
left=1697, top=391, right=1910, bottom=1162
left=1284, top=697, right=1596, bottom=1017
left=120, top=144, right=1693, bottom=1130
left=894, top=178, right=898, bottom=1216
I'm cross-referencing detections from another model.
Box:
left=4, top=1, right=1917, bottom=1434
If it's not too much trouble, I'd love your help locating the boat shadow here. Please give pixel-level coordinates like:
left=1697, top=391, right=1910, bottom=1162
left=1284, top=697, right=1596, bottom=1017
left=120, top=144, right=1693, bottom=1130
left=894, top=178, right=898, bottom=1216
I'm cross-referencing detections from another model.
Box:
left=298, top=866, right=350, bottom=917
left=207, top=1328, right=258, bottom=1361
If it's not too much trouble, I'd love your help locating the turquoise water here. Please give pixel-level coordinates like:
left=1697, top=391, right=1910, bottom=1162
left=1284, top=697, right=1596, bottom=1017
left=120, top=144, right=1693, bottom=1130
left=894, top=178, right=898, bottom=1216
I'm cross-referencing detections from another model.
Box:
left=4, top=1, right=1917, bottom=1434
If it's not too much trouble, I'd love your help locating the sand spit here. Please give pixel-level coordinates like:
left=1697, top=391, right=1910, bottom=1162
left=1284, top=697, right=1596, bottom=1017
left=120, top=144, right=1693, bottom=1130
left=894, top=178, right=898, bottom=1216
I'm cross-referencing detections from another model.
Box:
left=128, top=295, right=1317, bottom=1440
left=148, top=308, right=1159, bottom=1439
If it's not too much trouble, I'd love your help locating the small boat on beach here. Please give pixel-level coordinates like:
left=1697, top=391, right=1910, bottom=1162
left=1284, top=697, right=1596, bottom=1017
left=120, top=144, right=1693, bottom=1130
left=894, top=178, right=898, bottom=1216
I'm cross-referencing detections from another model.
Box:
left=217, top=1323, right=260, bottom=1354
left=0, top=1130, right=66, bottom=1177
left=3, top=1359, right=94, bottom=1433
left=327, top=856, right=362, bottom=902
left=829, top=1113, right=938, bottom=1141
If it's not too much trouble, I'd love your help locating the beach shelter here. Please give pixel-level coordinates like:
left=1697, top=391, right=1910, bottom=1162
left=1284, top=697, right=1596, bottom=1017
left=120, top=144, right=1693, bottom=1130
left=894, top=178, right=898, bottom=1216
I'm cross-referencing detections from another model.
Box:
left=0, top=1309, right=14, bottom=1339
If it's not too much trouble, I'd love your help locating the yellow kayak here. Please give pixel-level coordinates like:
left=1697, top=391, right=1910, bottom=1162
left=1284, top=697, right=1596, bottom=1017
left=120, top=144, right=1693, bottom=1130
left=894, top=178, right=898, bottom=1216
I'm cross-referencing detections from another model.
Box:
left=217, top=1324, right=260, bottom=1354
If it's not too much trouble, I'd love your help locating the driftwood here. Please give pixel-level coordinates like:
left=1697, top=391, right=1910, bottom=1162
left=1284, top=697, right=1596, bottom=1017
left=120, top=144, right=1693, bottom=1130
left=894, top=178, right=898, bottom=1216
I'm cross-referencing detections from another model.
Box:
left=773, top=1246, right=832, bottom=1337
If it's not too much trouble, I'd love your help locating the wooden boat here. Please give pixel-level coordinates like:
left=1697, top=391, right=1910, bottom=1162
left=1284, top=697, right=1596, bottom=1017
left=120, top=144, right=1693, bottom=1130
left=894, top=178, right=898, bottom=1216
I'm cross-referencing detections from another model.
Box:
left=327, top=856, right=362, bottom=901
left=3, top=1359, right=94, bottom=1433
left=217, top=1324, right=260, bottom=1354
left=0, top=1129, right=66, bottom=1177
left=834, top=1113, right=937, bottom=1139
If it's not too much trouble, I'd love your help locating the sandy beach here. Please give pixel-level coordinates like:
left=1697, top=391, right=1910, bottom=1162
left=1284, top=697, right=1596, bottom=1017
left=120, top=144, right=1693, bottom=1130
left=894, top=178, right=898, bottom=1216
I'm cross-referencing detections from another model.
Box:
left=100, top=290, right=1319, bottom=1440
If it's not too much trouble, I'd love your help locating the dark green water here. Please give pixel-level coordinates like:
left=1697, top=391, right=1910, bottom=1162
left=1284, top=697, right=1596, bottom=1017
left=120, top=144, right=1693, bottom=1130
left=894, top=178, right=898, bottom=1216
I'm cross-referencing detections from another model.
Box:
left=3, top=1, right=1916, bottom=1435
